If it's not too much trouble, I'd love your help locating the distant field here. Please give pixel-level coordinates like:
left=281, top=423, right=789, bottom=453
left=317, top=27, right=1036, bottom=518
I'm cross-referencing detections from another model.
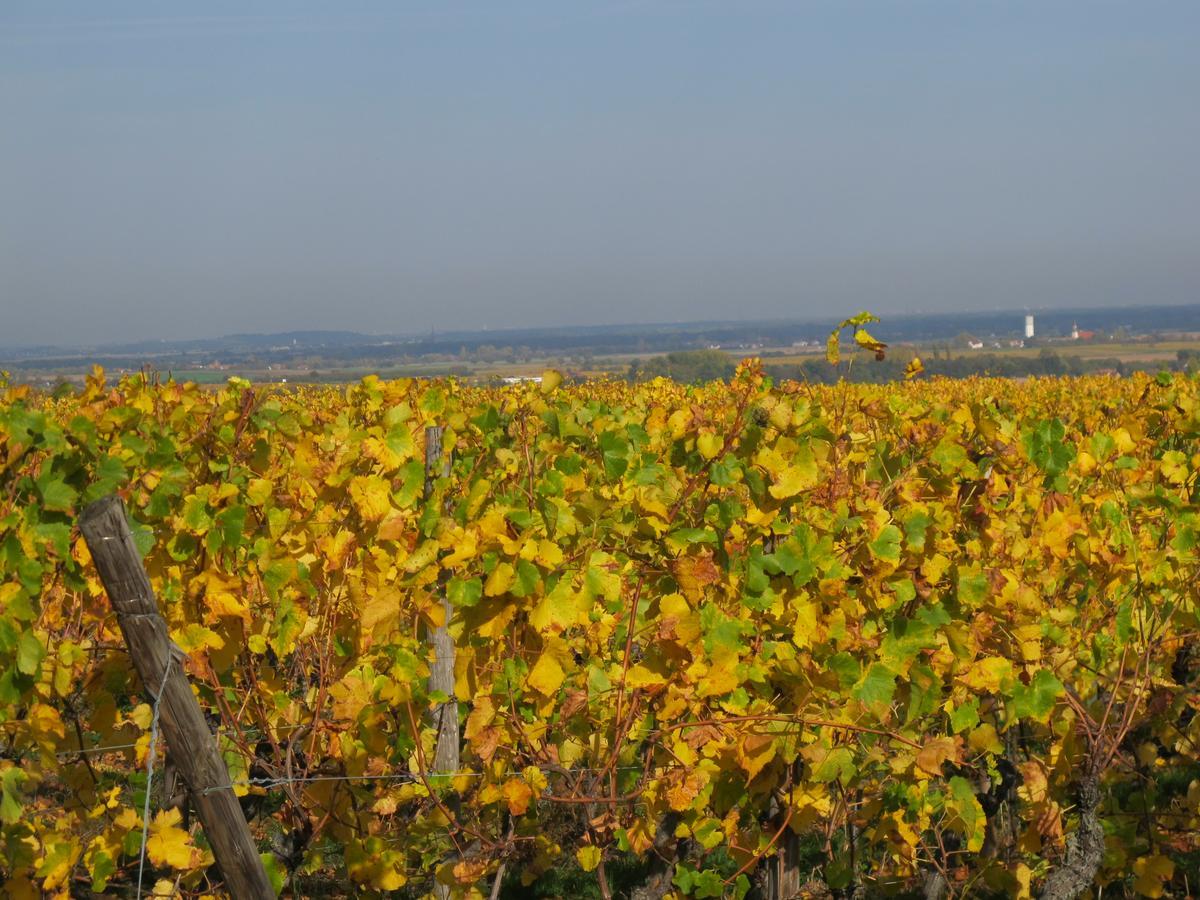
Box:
left=761, top=339, right=1200, bottom=369
left=167, top=369, right=235, bottom=384
left=942, top=339, right=1199, bottom=362
left=14, top=339, right=1200, bottom=387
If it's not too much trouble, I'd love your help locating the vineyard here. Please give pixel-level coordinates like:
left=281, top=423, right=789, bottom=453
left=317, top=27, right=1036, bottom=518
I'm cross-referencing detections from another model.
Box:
left=4, top=360, right=1200, bottom=898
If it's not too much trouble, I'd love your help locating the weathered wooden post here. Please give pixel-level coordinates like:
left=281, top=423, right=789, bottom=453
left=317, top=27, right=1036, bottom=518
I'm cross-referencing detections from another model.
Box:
left=760, top=531, right=802, bottom=900
left=424, top=425, right=460, bottom=776
left=424, top=425, right=460, bottom=898
left=79, top=496, right=274, bottom=900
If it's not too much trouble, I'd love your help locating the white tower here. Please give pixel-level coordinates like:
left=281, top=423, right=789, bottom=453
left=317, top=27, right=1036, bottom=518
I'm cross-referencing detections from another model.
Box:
left=1024, top=315, right=1035, bottom=339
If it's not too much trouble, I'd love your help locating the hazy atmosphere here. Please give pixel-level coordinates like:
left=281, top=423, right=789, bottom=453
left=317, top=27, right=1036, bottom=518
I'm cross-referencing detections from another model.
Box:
left=3, top=0, right=1198, bottom=346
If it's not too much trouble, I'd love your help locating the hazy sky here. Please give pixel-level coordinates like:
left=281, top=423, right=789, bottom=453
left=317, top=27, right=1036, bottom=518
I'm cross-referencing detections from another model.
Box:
left=2, top=1, right=1198, bottom=345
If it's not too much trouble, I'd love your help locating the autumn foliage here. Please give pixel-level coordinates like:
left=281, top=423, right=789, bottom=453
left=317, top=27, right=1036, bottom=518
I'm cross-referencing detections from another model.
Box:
left=2, top=362, right=1200, bottom=897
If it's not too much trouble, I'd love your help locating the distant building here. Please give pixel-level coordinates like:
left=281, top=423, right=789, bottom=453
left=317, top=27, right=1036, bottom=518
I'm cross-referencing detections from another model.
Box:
left=1071, top=322, right=1096, bottom=341
left=1024, top=315, right=1035, bottom=339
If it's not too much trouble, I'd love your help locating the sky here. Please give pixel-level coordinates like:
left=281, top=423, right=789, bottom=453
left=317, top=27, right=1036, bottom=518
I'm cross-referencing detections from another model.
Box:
left=2, top=1, right=1198, bottom=346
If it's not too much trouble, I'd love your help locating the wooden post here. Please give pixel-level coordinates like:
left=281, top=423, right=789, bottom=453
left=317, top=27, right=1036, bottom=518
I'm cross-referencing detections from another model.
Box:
left=760, top=531, right=802, bottom=900
left=79, top=496, right=275, bottom=900
left=764, top=826, right=803, bottom=900
left=424, top=425, right=460, bottom=776
left=424, top=426, right=459, bottom=898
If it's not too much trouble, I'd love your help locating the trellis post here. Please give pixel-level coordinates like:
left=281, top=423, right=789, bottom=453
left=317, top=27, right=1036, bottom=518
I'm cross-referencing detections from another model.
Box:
left=79, top=496, right=274, bottom=900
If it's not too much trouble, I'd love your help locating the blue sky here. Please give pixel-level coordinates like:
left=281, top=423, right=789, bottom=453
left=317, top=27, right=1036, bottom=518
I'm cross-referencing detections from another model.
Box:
left=2, top=1, right=1198, bottom=344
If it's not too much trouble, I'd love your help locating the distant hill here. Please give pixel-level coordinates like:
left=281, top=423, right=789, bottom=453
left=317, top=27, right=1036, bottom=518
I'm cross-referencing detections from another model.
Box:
left=5, top=303, right=1200, bottom=371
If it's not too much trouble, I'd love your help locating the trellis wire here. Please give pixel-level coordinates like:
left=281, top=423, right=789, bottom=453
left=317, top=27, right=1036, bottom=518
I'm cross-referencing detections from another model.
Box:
left=136, top=655, right=172, bottom=900
left=200, top=765, right=649, bottom=796
left=56, top=727, right=650, bottom=793
left=57, top=721, right=314, bottom=758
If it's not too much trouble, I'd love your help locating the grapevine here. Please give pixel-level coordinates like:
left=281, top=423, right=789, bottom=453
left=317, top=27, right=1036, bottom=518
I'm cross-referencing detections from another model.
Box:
left=2, top=363, right=1200, bottom=897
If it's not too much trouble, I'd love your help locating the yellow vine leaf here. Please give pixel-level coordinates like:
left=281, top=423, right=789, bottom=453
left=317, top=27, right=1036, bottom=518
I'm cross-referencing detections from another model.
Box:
left=625, top=663, right=668, bottom=690
left=697, top=432, right=723, bottom=460
left=501, top=777, right=534, bottom=815
left=484, top=562, right=514, bottom=597
left=1132, top=855, right=1175, bottom=898
left=349, top=474, right=393, bottom=522
left=146, top=808, right=195, bottom=870
left=697, top=646, right=740, bottom=697
left=540, top=369, right=563, bottom=393
left=360, top=587, right=400, bottom=643
left=452, top=858, right=490, bottom=883
left=958, top=657, right=1012, bottom=693
left=527, top=648, right=567, bottom=696
left=853, top=328, right=887, bottom=358
left=766, top=447, right=818, bottom=499
left=201, top=574, right=250, bottom=621
left=464, top=696, right=496, bottom=741
left=576, top=845, right=602, bottom=872
left=529, top=579, right=583, bottom=633
left=968, top=723, right=1004, bottom=755
left=915, top=736, right=960, bottom=777
left=173, top=624, right=225, bottom=654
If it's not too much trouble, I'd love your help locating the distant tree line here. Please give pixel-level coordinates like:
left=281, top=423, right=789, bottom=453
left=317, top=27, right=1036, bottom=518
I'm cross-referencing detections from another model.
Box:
left=627, top=350, right=738, bottom=383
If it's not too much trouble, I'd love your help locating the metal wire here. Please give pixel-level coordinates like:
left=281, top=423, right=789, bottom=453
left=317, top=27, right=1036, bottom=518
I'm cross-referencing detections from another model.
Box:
left=136, top=656, right=172, bottom=900
left=200, top=765, right=649, bottom=796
